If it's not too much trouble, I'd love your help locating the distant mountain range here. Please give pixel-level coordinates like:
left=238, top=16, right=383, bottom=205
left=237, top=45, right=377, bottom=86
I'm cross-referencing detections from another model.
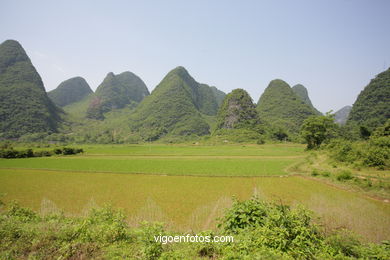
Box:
left=334, top=106, right=352, bottom=125
left=0, top=39, right=389, bottom=141
left=48, top=77, right=92, bottom=107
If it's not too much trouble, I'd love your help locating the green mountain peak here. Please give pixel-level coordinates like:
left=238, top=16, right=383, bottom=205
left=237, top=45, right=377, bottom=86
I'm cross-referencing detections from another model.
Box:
left=0, top=39, right=62, bottom=138
left=48, top=77, right=93, bottom=107
left=216, top=88, right=260, bottom=130
left=128, top=66, right=219, bottom=140
left=256, top=79, right=318, bottom=133
left=347, top=67, right=390, bottom=130
left=86, top=71, right=150, bottom=119
left=292, top=84, right=322, bottom=115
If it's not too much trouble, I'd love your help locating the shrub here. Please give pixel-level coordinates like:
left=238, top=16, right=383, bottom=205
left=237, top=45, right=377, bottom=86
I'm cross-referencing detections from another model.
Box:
left=0, top=148, right=34, bottom=158
left=325, top=229, right=362, bottom=258
left=53, top=148, right=63, bottom=155
left=76, top=206, right=129, bottom=244
left=136, top=222, right=165, bottom=259
left=336, top=170, right=353, bottom=181
left=256, top=137, right=265, bottom=145
left=33, top=150, right=53, bottom=157
left=218, top=197, right=323, bottom=258
left=62, top=147, right=84, bottom=155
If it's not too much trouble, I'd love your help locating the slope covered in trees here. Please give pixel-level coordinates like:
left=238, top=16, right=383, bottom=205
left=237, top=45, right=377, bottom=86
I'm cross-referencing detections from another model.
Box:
left=86, top=71, right=150, bottom=119
left=347, top=68, right=390, bottom=131
left=0, top=40, right=62, bottom=138
left=210, top=86, right=226, bottom=106
left=48, top=77, right=92, bottom=107
left=216, top=89, right=260, bottom=130
left=256, top=79, right=318, bottom=133
left=128, top=66, right=212, bottom=140
left=292, top=84, right=322, bottom=115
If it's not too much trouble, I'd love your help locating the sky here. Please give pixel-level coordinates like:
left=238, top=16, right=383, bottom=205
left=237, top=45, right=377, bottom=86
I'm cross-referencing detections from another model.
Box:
left=1, top=0, right=389, bottom=113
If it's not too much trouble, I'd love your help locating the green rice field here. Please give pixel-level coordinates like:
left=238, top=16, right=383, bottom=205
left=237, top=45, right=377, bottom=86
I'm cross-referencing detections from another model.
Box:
left=0, top=144, right=389, bottom=242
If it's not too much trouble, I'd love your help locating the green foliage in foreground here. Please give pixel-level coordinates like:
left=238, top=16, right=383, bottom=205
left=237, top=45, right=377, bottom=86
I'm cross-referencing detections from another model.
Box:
left=1, top=198, right=389, bottom=259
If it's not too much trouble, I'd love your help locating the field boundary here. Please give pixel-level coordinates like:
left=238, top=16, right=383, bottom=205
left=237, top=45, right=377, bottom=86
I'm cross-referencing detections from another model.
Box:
left=0, top=167, right=291, bottom=178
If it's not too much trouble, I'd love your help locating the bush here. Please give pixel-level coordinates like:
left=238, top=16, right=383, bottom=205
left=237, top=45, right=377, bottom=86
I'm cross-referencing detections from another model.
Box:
left=325, top=123, right=390, bottom=170
left=325, top=229, right=362, bottom=258
left=33, top=150, right=53, bottom=157
left=62, top=147, right=84, bottom=155
left=0, top=147, right=83, bottom=159
left=336, top=170, right=353, bottom=181
left=218, top=197, right=324, bottom=258
left=0, top=148, right=34, bottom=158
left=136, top=222, right=165, bottom=259
left=311, top=169, right=319, bottom=176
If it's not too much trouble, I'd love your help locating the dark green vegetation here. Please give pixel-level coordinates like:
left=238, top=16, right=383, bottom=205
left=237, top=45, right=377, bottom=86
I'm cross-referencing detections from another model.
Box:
left=216, top=89, right=260, bottom=130
left=334, top=105, right=352, bottom=125
left=214, top=89, right=263, bottom=142
left=326, top=119, right=390, bottom=169
left=0, top=40, right=62, bottom=138
left=257, top=79, right=318, bottom=135
left=0, top=145, right=83, bottom=158
left=294, top=119, right=390, bottom=201
left=347, top=67, right=390, bottom=131
left=292, top=84, right=322, bottom=115
left=48, top=77, right=93, bottom=107
left=210, top=86, right=226, bottom=106
left=86, top=71, right=150, bottom=120
left=301, top=114, right=338, bottom=149
left=128, top=67, right=222, bottom=140
left=0, top=198, right=388, bottom=259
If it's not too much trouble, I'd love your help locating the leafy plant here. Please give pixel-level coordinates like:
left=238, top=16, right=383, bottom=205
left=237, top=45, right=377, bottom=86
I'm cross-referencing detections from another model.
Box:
left=301, top=113, right=338, bottom=149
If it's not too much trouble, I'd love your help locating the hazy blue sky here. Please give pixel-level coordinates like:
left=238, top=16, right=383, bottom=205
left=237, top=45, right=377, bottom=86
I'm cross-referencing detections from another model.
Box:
left=1, top=0, right=389, bottom=112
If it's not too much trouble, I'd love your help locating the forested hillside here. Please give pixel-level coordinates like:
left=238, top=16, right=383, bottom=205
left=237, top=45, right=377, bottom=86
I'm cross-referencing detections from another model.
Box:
left=0, top=40, right=62, bottom=138
left=48, top=77, right=92, bottom=107
left=292, top=84, right=322, bottom=115
left=128, top=67, right=215, bottom=140
left=216, top=88, right=260, bottom=130
left=86, top=71, right=149, bottom=120
left=256, top=79, right=318, bottom=134
left=347, top=68, right=390, bottom=131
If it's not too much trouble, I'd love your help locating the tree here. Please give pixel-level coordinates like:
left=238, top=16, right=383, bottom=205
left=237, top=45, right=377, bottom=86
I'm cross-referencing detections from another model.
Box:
left=301, top=114, right=337, bottom=149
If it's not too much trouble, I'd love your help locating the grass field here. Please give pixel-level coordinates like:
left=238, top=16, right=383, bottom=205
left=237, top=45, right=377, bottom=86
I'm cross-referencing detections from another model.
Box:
left=0, top=144, right=389, bottom=242
left=2, top=144, right=303, bottom=176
